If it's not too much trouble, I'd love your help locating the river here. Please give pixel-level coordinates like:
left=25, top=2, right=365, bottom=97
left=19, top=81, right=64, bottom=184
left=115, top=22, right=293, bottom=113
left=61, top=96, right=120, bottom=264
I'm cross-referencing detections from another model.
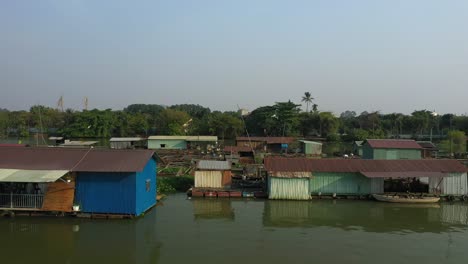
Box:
left=1, top=194, right=468, bottom=264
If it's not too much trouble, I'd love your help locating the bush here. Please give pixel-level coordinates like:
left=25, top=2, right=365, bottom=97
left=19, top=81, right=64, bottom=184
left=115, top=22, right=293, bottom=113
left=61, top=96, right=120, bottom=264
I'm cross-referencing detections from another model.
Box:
left=157, top=176, right=194, bottom=193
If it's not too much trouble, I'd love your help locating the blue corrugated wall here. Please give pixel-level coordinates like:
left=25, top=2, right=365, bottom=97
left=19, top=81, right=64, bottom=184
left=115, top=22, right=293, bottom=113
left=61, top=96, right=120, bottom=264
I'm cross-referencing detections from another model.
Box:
left=135, top=158, right=157, bottom=216
left=76, top=172, right=137, bottom=215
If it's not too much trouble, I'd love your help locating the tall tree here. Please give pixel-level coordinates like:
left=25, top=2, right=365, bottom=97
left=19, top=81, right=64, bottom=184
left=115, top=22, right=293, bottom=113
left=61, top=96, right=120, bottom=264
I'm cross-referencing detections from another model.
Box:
left=301, top=92, right=314, bottom=112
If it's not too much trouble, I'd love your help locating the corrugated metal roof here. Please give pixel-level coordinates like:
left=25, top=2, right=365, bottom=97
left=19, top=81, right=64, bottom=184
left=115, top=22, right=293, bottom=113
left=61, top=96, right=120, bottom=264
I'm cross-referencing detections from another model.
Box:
left=365, top=139, right=422, bottom=149
left=148, top=135, right=218, bottom=141
left=417, top=141, right=438, bottom=150
left=48, top=137, right=64, bottom=140
left=264, top=158, right=467, bottom=173
left=0, top=144, right=27, bottom=147
left=298, top=140, right=322, bottom=145
left=109, top=137, right=145, bottom=142
left=0, top=147, right=155, bottom=172
left=236, top=137, right=295, bottom=144
left=197, top=160, right=231, bottom=170
left=0, top=169, right=68, bottom=182
left=223, top=146, right=254, bottom=153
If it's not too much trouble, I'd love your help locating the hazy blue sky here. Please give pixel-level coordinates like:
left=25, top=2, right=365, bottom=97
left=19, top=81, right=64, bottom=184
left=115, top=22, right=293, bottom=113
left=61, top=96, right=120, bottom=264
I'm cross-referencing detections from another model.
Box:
left=1, top=0, right=468, bottom=114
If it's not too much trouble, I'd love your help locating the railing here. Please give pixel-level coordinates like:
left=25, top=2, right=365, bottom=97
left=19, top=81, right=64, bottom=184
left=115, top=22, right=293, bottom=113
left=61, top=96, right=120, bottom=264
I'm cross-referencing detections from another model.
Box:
left=0, top=193, right=44, bottom=209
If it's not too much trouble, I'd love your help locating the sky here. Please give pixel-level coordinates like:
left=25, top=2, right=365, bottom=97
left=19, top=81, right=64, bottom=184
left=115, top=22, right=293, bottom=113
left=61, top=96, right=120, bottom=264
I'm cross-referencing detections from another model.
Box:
left=1, top=0, right=468, bottom=115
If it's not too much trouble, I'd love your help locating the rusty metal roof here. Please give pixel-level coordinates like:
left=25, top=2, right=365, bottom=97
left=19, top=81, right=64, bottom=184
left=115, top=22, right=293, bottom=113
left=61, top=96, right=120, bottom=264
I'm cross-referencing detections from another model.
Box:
left=0, top=147, right=155, bottom=172
left=0, top=144, right=27, bottom=147
left=417, top=141, right=438, bottom=150
left=197, top=160, right=231, bottom=170
left=264, top=157, right=467, bottom=174
left=365, top=139, right=422, bottom=149
left=236, top=137, right=295, bottom=144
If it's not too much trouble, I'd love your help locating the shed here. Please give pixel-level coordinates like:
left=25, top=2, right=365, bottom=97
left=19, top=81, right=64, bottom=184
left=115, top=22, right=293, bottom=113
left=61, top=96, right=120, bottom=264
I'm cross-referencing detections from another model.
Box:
left=0, top=147, right=157, bottom=216
left=264, top=158, right=467, bottom=197
left=110, top=137, right=146, bottom=149
left=417, top=141, right=438, bottom=159
left=194, top=160, right=232, bottom=188
left=298, top=140, right=322, bottom=156
left=362, top=139, right=422, bottom=160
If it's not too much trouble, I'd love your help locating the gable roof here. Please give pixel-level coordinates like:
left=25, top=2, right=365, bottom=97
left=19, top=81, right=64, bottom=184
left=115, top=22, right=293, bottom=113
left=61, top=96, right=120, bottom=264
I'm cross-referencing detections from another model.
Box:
left=264, top=157, right=466, bottom=174
left=236, top=137, right=295, bottom=144
left=0, top=147, right=154, bottom=172
left=364, top=139, right=422, bottom=149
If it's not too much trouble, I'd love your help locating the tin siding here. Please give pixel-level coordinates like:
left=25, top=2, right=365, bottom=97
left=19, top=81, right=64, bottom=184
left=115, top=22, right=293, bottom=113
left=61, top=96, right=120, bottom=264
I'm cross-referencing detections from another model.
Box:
left=268, top=177, right=310, bottom=200
left=135, top=158, right=157, bottom=216
left=310, top=172, right=374, bottom=195
left=147, top=139, right=187, bottom=149
left=365, top=148, right=421, bottom=160
left=75, top=172, right=136, bottom=215
left=429, top=173, right=468, bottom=195
left=194, top=171, right=223, bottom=188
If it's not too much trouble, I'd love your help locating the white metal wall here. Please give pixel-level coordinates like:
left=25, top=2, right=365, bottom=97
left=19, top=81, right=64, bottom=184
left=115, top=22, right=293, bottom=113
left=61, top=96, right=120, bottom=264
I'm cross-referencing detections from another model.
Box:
left=268, top=177, right=310, bottom=200
left=194, top=171, right=223, bottom=188
left=429, top=173, right=468, bottom=195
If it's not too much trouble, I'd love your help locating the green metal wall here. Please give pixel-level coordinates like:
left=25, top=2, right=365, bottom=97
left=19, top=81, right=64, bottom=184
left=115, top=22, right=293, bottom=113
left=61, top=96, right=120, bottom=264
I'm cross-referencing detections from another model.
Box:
left=303, top=142, right=322, bottom=155
left=309, top=172, right=383, bottom=195
left=362, top=145, right=421, bottom=160
left=147, top=139, right=187, bottom=149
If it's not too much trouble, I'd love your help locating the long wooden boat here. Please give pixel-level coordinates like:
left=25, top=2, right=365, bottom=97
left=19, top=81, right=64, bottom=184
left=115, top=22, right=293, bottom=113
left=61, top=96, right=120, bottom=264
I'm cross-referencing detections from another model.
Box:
left=372, top=194, right=440, bottom=203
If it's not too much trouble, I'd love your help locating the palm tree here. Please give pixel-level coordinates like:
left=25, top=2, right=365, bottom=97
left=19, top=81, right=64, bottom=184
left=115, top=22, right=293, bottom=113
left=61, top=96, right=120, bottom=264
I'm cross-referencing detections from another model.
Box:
left=301, top=92, right=314, bottom=112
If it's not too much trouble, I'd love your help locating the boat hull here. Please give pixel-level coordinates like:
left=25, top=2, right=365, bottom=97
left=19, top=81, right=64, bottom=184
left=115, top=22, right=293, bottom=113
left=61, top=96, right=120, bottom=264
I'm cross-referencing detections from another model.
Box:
left=373, top=194, right=440, bottom=203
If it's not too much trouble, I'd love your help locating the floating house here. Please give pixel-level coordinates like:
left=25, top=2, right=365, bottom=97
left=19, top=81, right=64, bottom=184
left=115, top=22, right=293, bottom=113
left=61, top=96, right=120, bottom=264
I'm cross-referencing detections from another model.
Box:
left=417, top=141, right=438, bottom=159
left=147, top=136, right=218, bottom=150
left=236, top=137, right=295, bottom=153
left=194, top=160, right=232, bottom=188
left=0, top=147, right=156, bottom=216
left=298, top=140, right=322, bottom=156
left=362, top=139, right=422, bottom=160
left=264, top=157, right=467, bottom=199
left=110, top=137, right=146, bottom=149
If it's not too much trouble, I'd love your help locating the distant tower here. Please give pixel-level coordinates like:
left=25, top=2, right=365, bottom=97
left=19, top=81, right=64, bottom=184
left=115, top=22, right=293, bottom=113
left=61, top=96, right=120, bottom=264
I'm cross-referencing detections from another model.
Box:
left=57, top=96, right=64, bottom=112
left=84, top=97, right=89, bottom=110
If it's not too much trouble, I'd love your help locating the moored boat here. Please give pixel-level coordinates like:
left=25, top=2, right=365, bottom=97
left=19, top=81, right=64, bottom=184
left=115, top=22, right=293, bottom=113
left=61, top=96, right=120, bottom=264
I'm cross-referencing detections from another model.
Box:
left=373, top=194, right=440, bottom=203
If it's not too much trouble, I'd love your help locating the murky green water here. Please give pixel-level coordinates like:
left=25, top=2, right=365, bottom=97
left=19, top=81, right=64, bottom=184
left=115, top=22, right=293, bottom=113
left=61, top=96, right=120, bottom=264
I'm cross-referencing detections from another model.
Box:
left=1, top=194, right=468, bottom=264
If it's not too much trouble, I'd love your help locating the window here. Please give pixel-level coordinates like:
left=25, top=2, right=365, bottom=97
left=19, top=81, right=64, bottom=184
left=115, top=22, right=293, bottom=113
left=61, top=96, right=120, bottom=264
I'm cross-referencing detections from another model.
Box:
left=146, top=179, right=151, bottom=192
left=160, top=144, right=166, bottom=148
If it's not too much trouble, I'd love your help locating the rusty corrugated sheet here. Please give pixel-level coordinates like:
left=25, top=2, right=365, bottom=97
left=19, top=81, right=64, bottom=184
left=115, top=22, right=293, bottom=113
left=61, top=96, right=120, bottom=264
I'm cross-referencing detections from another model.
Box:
left=0, top=144, right=27, bottom=147
left=0, top=147, right=154, bottom=172
left=271, top=171, right=312, bottom=178
left=365, top=139, right=422, bottom=149
left=264, top=158, right=467, bottom=173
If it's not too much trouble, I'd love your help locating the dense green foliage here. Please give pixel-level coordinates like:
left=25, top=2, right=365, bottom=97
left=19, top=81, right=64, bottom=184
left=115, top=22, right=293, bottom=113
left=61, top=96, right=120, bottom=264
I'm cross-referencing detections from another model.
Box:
left=157, top=176, right=194, bottom=193
left=1, top=96, right=468, bottom=155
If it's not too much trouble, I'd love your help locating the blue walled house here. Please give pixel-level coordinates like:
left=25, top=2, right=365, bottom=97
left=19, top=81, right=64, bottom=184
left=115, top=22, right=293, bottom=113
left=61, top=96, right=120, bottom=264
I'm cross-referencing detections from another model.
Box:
left=74, top=150, right=157, bottom=216
left=0, top=147, right=157, bottom=217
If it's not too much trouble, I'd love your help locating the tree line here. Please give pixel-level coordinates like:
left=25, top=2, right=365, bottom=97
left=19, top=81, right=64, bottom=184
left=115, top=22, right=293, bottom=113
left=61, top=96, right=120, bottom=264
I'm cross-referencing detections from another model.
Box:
left=0, top=93, right=467, bottom=153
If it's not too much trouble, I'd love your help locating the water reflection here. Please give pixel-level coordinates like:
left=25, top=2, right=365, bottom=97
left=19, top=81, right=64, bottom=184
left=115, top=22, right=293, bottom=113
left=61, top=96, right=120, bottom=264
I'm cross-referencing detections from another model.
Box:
left=0, top=209, right=161, bottom=264
left=192, top=198, right=235, bottom=221
left=262, top=200, right=468, bottom=233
